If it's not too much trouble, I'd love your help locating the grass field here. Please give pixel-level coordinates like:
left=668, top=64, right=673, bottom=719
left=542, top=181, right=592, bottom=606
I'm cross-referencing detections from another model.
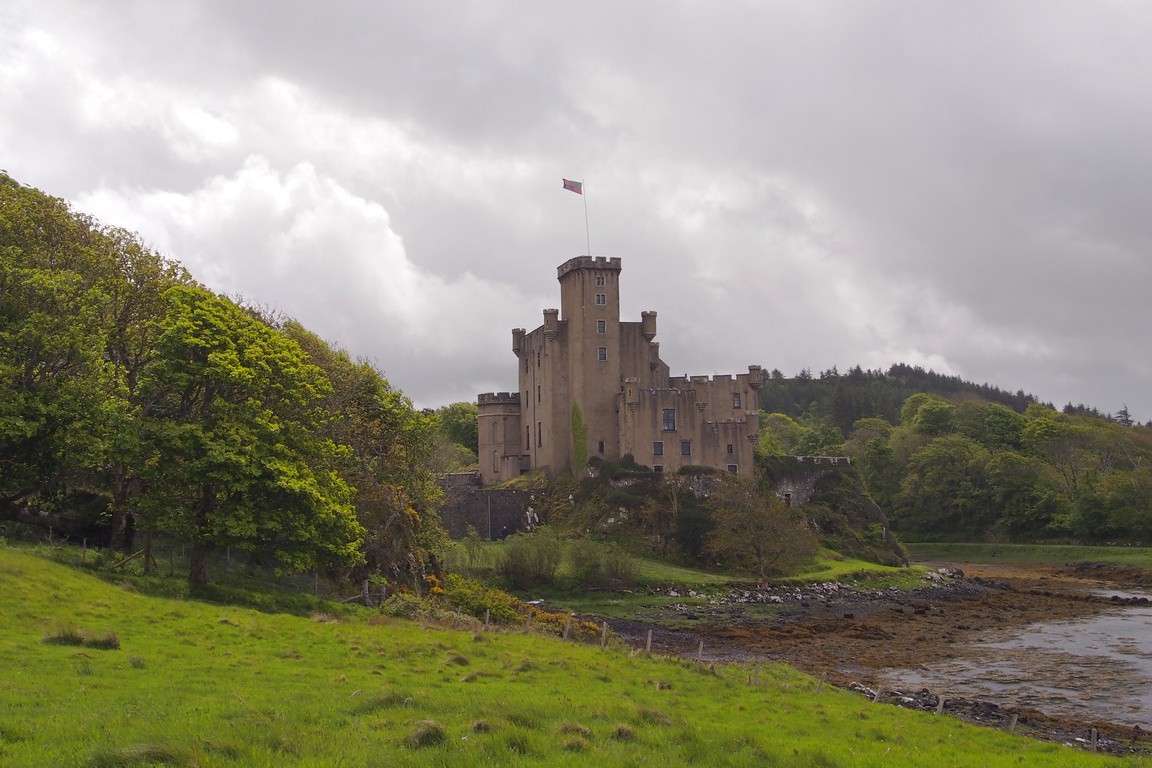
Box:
left=0, top=544, right=1137, bottom=766
left=906, top=543, right=1152, bottom=570
left=446, top=540, right=925, bottom=620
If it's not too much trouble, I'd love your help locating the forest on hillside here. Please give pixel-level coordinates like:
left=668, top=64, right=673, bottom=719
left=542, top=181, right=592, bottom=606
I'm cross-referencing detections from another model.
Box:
left=758, top=378, right=1152, bottom=543
left=0, top=172, right=477, bottom=585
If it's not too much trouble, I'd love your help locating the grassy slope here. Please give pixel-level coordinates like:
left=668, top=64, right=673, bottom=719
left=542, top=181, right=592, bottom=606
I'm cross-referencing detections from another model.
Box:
left=906, top=543, right=1152, bottom=570
left=451, top=541, right=924, bottom=619
left=0, top=547, right=1134, bottom=767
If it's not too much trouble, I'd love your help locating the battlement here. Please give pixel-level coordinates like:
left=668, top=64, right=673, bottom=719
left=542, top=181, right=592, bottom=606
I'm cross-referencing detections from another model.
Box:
left=478, top=392, right=520, bottom=406
left=557, top=256, right=622, bottom=279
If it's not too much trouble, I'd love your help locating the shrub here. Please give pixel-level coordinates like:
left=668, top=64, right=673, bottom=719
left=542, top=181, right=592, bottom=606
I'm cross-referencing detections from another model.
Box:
left=569, top=538, right=602, bottom=584
left=499, top=526, right=562, bottom=589
left=441, top=574, right=521, bottom=624
left=601, top=543, right=637, bottom=587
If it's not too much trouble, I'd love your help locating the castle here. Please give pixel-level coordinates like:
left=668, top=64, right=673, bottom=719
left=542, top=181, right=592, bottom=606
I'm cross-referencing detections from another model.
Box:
left=477, top=256, right=763, bottom=485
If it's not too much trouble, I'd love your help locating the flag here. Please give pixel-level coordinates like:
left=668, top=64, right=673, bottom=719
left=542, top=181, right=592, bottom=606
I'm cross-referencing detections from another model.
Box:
left=562, top=178, right=582, bottom=195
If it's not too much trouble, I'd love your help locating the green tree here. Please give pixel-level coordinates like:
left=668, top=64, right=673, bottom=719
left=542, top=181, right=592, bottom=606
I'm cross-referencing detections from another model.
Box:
left=283, top=322, right=448, bottom=586
left=138, top=287, right=363, bottom=584
left=704, top=475, right=818, bottom=585
left=436, top=401, right=479, bottom=455
left=895, top=435, right=992, bottom=536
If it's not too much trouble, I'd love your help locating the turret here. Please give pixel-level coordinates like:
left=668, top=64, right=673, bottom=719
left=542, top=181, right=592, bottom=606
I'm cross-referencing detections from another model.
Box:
left=641, top=311, right=657, bottom=342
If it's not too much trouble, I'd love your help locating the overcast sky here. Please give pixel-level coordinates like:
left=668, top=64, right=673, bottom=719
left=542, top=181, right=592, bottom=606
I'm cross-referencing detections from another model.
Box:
left=3, top=1, right=1150, bottom=420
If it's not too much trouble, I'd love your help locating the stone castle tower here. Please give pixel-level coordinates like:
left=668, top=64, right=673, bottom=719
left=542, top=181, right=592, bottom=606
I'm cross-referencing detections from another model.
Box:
left=477, top=256, right=762, bottom=484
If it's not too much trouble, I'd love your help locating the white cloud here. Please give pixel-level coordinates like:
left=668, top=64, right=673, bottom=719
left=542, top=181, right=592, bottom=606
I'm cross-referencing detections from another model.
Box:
left=77, top=157, right=536, bottom=406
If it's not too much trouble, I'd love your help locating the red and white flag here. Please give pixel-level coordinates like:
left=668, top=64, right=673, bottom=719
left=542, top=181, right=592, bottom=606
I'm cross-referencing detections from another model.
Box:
left=562, top=178, right=582, bottom=195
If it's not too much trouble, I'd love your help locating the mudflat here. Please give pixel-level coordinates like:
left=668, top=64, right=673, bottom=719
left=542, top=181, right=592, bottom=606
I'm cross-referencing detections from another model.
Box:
left=611, top=564, right=1152, bottom=755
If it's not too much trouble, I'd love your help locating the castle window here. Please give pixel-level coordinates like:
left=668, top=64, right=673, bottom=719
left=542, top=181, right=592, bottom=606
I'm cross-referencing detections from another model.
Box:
left=662, top=409, right=676, bottom=431
left=653, top=441, right=663, bottom=456
left=494, top=451, right=501, bottom=474
left=727, top=443, right=734, bottom=454
left=597, top=319, right=606, bottom=333
left=598, top=440, right=605, bottom=453
left=491, top=421, right=499, bottom=443
left=596, top=275, right=605, bottom=286
left=536, top=351, right=540, bottom=367
left=733, top=392, right=741, bottom=408
left=537, top=422, right=542, bottom=447
left=526, top=426, right=530, bottom=449
left=595, top=293, right=606, bottom=305
left=653, top=465, right=664, bottom=473
left=597, top=346, right=607, bottom=361
left=680, top=440, right=691, bottom=456
left=727, top=464, right=738, bottom=473
left=537, top=385, right=541, bottom=402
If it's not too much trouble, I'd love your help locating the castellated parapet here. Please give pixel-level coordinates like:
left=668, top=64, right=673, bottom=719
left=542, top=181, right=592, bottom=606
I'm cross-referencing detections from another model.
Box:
left=477, top=257, right=761, bottom=485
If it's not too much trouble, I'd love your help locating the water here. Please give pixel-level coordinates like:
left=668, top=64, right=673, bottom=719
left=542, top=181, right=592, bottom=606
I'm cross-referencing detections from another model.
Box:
left=879, top=594, right=1152, bottom=726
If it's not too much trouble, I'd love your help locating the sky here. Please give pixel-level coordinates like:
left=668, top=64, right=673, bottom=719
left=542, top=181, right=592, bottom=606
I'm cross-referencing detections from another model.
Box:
left=2, top=1, right=1150, bottom=420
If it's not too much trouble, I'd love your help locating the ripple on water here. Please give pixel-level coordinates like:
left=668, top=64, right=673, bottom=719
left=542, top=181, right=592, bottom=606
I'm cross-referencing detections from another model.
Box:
left=880, top=602, right=1152, bottom=726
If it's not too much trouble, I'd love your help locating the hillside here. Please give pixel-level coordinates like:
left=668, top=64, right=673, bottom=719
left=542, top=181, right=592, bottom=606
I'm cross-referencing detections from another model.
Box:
left=0, top=545, right=1124, bottom=767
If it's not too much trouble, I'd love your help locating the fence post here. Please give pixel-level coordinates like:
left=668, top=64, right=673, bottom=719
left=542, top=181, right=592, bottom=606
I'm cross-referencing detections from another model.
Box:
left=753, top=661, right=761, bottom=685
left=563, top=614, right=572, bottom=640
left=362, top=580, right=369, bottom=606
left=697, top=639, right=704, bottom=665
left=485, top=609, right=490, bottom=631
left=600, top=621, right=608, bottom=650
left=645, top=629, right=653, bottom=654
left=935, top=694, right=945, bottom=715
left=816, top=671, right=825, bottom=693
left=525, top=610, right=532, bottom=631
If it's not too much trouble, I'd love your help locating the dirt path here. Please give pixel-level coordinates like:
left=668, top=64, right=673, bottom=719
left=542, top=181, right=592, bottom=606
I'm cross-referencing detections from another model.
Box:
left=609, top=565, right=1152, bottom=755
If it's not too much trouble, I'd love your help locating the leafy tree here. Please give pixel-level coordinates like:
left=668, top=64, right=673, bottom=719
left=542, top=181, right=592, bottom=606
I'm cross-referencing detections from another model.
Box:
left=435, top=401, right=479, bottom=455
left=138, top=287, right=363, bottom=584
left=704, top=474, right=818, bottom=584
left=894, top=435, right=993, bottom=536
left=283, top=322, right=448, bottom=586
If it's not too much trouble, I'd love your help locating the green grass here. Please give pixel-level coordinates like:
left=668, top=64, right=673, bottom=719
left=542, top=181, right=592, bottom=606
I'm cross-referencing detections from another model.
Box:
left=0, top=544, right=1139, bottom=766
left=906, top=543, right=1152, bottom=570
left=448, top=541, right=926, bottom=619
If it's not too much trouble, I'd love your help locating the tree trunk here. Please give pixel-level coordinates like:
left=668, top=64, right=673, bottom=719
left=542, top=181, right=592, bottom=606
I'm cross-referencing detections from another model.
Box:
left=189, top=542, right=214, bottom=584
left=143, top=529, right=153, bottom=574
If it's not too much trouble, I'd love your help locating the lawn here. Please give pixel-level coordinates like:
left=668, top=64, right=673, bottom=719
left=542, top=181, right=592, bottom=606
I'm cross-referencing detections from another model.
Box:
left=906, top=543, right=1152, bottom=570
left=0, top=544, right=1137, bottom=766
left=444, top=540, right=925, bottom=620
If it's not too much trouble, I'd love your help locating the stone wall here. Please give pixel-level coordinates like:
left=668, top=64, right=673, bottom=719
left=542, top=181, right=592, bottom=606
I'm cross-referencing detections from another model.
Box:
left=437, top=472, right=532, bottom=540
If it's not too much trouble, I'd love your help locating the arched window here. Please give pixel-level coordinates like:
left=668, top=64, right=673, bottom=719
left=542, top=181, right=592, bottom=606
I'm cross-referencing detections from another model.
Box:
left=491, top=420, right=499, bottom=443
left=492, top=451, right=500, bottom=475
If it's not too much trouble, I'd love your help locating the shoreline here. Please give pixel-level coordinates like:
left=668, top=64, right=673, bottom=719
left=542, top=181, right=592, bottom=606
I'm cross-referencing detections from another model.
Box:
left=609, top=564, right=1152, bottom=756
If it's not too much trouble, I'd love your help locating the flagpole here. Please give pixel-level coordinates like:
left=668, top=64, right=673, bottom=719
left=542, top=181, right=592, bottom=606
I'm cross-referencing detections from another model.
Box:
left=582, top=178, right=591, bottom=256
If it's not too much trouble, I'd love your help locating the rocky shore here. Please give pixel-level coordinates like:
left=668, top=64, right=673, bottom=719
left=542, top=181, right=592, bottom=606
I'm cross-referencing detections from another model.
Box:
left=609, top=565, right=1152, bottom=756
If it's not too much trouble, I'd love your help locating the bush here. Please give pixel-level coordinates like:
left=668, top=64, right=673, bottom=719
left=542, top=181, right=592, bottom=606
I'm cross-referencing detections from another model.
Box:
left=441, top=574, right=521, bottom=624
left=499, top=527, right=562, bottom=589
left=569, top=539, right=602, bottom=584
left=601, top=543, right=637, bottom=587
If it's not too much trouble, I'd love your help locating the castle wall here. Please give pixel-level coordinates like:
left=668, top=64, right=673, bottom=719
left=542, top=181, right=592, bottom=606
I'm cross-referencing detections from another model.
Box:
left=477, top=392, right=521, bottom=486
left=479, top=256, right=762, bottom=485
left=436, top=472, right=531, bottom=539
